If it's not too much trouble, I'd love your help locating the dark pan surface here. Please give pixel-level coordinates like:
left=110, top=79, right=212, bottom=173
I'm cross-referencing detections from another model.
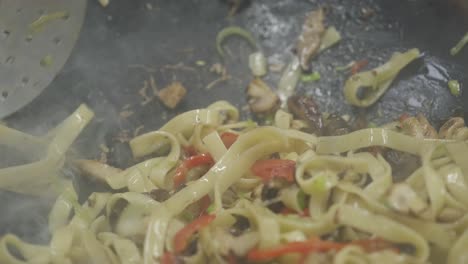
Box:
left=1, top=0, right=467, bottom=243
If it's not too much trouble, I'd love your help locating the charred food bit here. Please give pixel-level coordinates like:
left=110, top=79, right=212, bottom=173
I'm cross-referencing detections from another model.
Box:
left=383, top=150, right=420, bottom=182
left=296, top=8, right=326, bottom=71
left=287, top=95, right=323, bottom=135
left=247, top=78, right=279, bottom=114
left=399, top=114, right=438, bottom=139
left=157, top=81, right=187, bottom=109
left=323, top=114, right=352, bottom=136
left=144, top=189, right=171, bottom=202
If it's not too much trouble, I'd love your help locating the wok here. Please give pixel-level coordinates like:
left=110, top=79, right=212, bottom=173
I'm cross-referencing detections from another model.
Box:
left=0, top=0, right=467, bottom=244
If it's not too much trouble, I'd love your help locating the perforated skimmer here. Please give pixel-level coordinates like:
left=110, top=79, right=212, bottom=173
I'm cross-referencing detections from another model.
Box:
left=0, top=0, right=87, bottom=119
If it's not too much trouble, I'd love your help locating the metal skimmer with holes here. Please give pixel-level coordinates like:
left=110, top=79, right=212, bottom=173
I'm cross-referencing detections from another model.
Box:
left=0, top=0, right=87, bottom=118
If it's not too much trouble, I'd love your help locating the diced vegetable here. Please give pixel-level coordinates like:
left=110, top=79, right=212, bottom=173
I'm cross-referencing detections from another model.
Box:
left=173, top=214, right=216, bottom=253
left=277, top=57, right=302, bottom=104
left=40, top=55, right=53, bottom=67
left=297, top=190, right=307, bottom=210
left=251, top=159, right=296, bottom=182
left=249, top=52, right=268, bottom=77
left=448, top=80, right=461, bottom=97
left=301, top=72, right=321, bottom=82
left=318, top=26, right=341, bottom=52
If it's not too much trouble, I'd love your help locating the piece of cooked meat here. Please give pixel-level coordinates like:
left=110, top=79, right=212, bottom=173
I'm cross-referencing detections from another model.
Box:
left=296, top=8, right=326, bottom=71
left=157, top=81, right=187, bottom=109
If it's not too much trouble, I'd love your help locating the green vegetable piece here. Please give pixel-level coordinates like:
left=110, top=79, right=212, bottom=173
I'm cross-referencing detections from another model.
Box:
left=448, top=80, right=461, bottom=97
left=30, top=11, right=70, bottom=33
left=195, top=60, right=206, bottom=66
left=40, top=55, right=53, bottom=67
left=450, top=32, right=468, bottom=56
left=301, top=72, right=321, bottom=82
left=297, top=190, right=307, bottom=210
left=311, top=175, right=327, bottom=193
left=335, top=62, right=353, bottom=72
left=206, top=203, right=215, bottom=214
left=216, top=26, right=257, bottom=57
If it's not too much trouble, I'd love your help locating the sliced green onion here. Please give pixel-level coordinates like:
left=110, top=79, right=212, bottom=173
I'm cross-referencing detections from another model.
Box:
left=310, top=175, right=327, bottom=193
left=301, top=72, right=321, bottom=82
left=448, top=80, right=461, bottom=97
left=30, top=11, right=69, bottom=33
left=249, top=52, right=267, bottom=77
left=450, top=32, right=468, bottom=56
left=319, top=26, right=341, bottom=52
left=297, top=190, right=307, bottom=210
left=335, top=61, right=354, bottom=72
left=216, top=26, right=257, bottom=57
left=40, top=55, right=53, bottom=67
left=277, top=57, right=302, bottom=104
left=206, top=203, right=215, bottom=214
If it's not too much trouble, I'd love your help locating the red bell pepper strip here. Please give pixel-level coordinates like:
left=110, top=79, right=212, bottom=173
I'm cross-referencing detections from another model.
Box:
left=220, top=132, right=239, bottom=149
left=198, top=195, right=211, bottom=216
left=247, top=237, right=395, bottom=262
left=173, top=214, right=216, bottom=254
left=161, top=251, right=176, bottom=264
left=251, top=159, right=296, bottom=182
left=173, top=153, right=214, bottom=188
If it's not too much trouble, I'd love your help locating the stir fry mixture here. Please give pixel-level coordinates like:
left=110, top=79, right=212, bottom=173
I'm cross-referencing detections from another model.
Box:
left=0, top=5, right=467, bottom=264
left=0, top=100, right=467, bottom=264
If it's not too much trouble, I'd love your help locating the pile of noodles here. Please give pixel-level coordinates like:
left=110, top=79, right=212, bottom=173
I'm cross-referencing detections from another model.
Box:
left=0, top=101, right=467, bottom=264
